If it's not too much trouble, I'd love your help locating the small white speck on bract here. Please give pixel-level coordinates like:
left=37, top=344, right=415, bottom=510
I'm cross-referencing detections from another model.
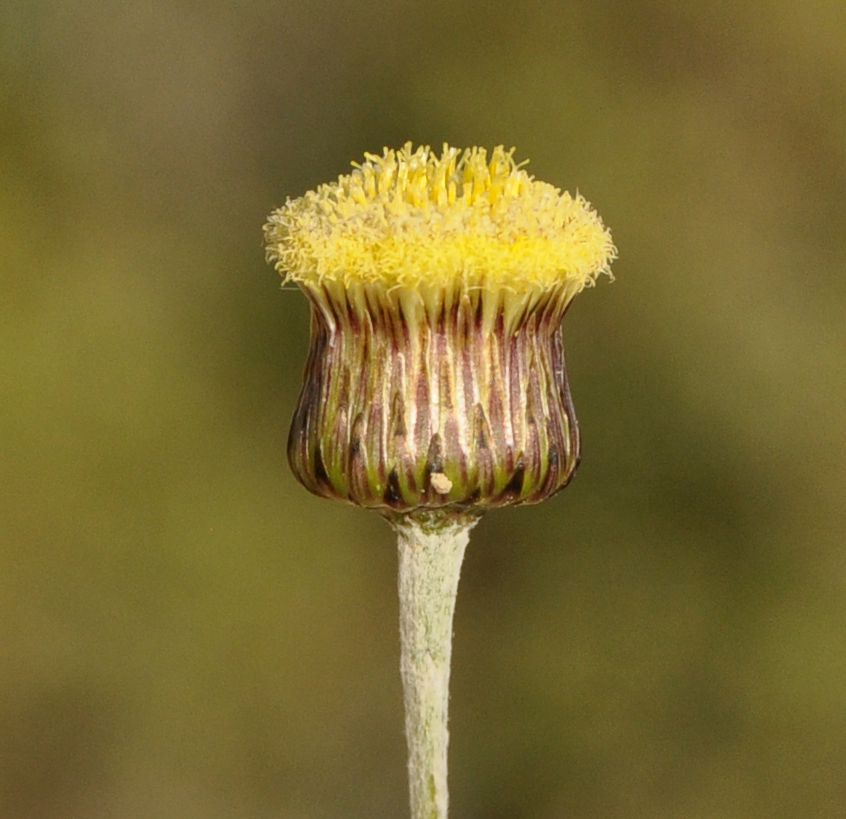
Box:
left=430, top=473, right=453, bottom=494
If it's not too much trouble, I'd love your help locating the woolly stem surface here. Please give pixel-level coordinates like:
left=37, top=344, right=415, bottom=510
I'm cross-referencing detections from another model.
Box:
left=392, top=513, right=478, bottom=819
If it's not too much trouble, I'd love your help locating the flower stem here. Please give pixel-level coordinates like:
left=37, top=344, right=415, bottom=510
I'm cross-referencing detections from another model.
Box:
left=391, top=513, right=478, bottom=819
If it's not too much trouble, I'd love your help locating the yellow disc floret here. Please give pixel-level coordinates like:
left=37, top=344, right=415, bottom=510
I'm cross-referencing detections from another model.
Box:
left=264, top=143, right=616, bottom=294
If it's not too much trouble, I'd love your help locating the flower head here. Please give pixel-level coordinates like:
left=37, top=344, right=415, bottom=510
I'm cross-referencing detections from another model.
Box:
left=265, top=144, right=616, bottom=516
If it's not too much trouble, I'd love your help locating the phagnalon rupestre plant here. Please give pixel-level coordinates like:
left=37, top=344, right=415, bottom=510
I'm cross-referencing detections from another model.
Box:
left=264, top=143, right=616, bottom=819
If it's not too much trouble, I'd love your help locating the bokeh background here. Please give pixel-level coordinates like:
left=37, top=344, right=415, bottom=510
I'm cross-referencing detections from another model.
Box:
left=3, top=1, right=845, bottom=817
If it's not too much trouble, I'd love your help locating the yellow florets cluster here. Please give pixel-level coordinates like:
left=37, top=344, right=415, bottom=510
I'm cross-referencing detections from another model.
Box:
left=264, top=143, right=616, bottom=293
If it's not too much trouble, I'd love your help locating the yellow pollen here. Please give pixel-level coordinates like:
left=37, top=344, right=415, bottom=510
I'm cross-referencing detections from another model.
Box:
left=264, top=142, right=616, bottom=294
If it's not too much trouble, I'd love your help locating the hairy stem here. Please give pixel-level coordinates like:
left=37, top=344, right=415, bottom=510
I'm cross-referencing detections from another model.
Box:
left=392, top=513, right=478, bottom=819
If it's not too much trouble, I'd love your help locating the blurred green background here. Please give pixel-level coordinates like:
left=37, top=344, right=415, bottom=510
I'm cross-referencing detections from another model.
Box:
left=2, top=1, right=845, bottom=817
